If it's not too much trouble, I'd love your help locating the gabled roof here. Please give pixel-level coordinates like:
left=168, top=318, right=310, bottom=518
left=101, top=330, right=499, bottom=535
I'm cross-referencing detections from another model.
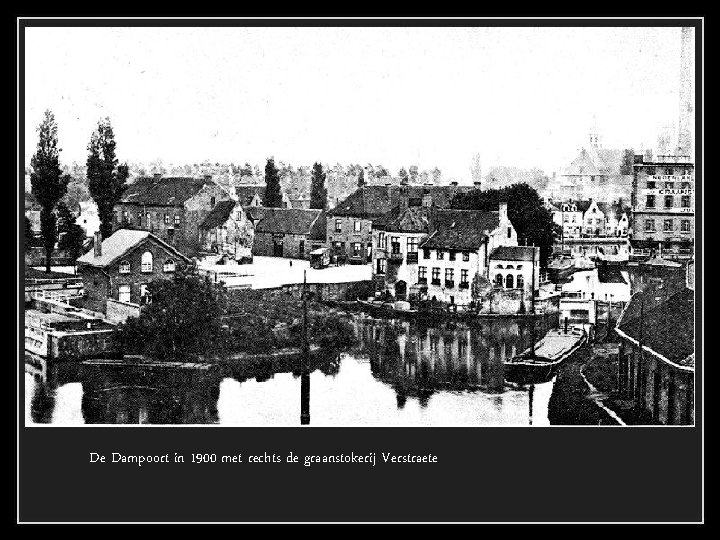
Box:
left=328, top=185, right=472, bottom=219
left=375, top=206, right=433, bottom=233
left=76, top=229, right=190, bottom=268
left=616, top=285, right=694, bottom=368
left=309, top=211, right=327, bottom=241
left=235, top=184, right=266, bottom=206
left=597, top=265, right=627, bottom=284
left=120, top=176, right=217, bottom=206
left=420, top=209, right=500, bottom=251
left=575, top=200, right=593, bottom=213
left=254, top=208, right=322, bottom=235
left=200, top=200, right=237, bottom=230
left=489, top=246, right=538, bottom=262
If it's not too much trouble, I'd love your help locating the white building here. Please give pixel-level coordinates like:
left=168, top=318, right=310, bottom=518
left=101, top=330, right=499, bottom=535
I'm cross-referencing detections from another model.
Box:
left=488, top=246, right=541, bottom=307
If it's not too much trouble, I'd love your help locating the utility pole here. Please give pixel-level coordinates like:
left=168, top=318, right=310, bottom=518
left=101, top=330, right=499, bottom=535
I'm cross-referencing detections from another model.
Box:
left=301, top=269, right=310, bottom=425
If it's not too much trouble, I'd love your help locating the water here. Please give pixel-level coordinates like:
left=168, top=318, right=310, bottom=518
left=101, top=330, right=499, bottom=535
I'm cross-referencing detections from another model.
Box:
left=25, top=314, right=559, bottom=426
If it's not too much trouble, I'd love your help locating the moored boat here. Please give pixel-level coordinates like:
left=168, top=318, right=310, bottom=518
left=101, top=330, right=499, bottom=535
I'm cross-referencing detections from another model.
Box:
left=504, top=325, right=588, bottom=385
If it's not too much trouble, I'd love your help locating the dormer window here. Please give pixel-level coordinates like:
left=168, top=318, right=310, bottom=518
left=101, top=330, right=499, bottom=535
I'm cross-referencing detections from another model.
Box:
left=119, top=260, right=130, bottom=274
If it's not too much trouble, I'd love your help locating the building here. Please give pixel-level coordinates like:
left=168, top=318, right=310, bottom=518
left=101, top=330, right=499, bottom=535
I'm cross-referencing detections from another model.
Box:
left=328, top=183, right=472, bottom=264
left=630, top=154, right=694, bottom=261
left=559, top=266, right=631, bottom=324
left=77, top=200, right=101, bottom=238
left=113, top=174, right=233, bottom=256
left=548, top=200, right=588, bottom=239
left=488, top=246, right=541, bottom=308
left=198, top=200, right=254, bottom=263
left=77, top=229, right=191, bottom=313
left=252, top=208, right=326, bottom=259
left=234, top=184, right=266, bottom=207
left=614, top=272, right=694, bottom=424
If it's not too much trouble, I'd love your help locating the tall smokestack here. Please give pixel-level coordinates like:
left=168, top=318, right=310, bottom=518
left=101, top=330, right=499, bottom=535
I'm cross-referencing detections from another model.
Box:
left=677, top=27, right=694, bottom=158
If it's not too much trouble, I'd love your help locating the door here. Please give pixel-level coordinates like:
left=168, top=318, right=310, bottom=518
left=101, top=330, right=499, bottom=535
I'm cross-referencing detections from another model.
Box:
left=395, top=280, right=407, bottom=300
left=273, top=237, right=284, bottom=257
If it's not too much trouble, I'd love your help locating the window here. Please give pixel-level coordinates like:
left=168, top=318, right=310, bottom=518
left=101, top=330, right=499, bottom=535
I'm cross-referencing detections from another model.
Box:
left=146, top=212, right=151, bottom=221
left=664, top=219, right=673, bottom=232
left=506, top=274, right=514, bottom=289
left=352, top=242, right=362, bottom=257
left=449, top=250, right=456, bottom=261
left=377, top=232, right=385, bottom=249
left=681, top=195, right=691, bottom=208
left=517, top=275, right=524, bottom=290
left=335, top=219, right=342, bottom=233
left=666, top=168, right=674, bottom=176
left=664, top=195, right=673, bottom=208
left=681, top=220, right=690, bottom=232
left=431, top=267, right=440, bottom=285
left=139, top=284, right=151, bottom=304
left=354, top=221, right=361, bottom=233
left=460, top=269, right=468, bottom=284
left=646, top=181, right=656, bottom=189
left=118, top=285, right=131, bottom=303
left=418, top=266, right=427, bottom=283
left=137, top=212, right=143, bottom=220
left=164, top=214, right=169, bottom=224
left=445, top=268, right=454, bottom=287
left=163, top=259, right=176, bottom=272
left=141, top=251, right=153, bottom=272
left=681, top=182, right=690, bottom=189
left=507, top=227, right=512, bottom=238
left=377, top=259, right=386, bottom=274
left=368, top=222, right=372, bottom=233
left=563, top=214, right=569, bottom=223
left=119, top=260, right=130, bottom=274
left=437, top=249, right=444, bottom=260
left=423, top=248, right=430, bottom=259
left=494, top=274, right=503, bottom=287
left=407, top=237, right=418, bottom=253
left=299, top=240, right=305, bottom=254
left=210, top=196, right=216, bottom=207
left=462, top=252, right=470, bottom=262
left=646, top=195, right=655, bottom=208
left=391, top=237, right=400, bottom=254
left=174, top=215, right=180, bottom=226
left=645, top=219, right=655, bottom=232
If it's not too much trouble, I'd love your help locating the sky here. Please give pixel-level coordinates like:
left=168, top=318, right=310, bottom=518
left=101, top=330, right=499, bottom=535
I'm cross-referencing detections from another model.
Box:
left=23, top=25, right=693, bottom=182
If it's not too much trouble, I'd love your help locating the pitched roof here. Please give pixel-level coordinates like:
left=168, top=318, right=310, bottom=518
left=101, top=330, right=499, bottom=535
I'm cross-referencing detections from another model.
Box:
left=420, top=209, right=500, bottom=250
left=375, top=206, right=433, bottom=233
left=328, top=185, right=472, bottom=219
left=309, top=211, right=327, bottom=241
left=597, top=265, right=627, bottom=284
left=76, top=229, right=190, bottom=268
left=254, top=208, right=322, bottom=235
left=489, top=246, right=539, bottom=262
left=617, top=285, right=694, bottom=368
left=235, top=184, right=266, bottom=206
left=120, top=176, right=217, bottom=206
left=199, top=200, right=237, bottom=230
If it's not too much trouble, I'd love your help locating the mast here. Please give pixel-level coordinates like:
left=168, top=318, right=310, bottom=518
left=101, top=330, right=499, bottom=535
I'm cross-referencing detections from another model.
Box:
left=300, top=269, right=310, bottom=425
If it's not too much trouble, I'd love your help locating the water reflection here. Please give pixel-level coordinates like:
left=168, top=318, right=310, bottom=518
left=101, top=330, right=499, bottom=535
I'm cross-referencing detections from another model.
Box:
left=25, top=313, right=559, bottom=426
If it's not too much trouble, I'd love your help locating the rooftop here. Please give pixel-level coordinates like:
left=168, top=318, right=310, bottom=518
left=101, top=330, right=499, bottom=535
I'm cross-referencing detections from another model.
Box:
left=120, top=176, right=220, bottom=206
left=76, top=229, right=190, bottom=268
left=420, top=209, right=500, bottom=251
left=490, top=246, right=539, bottom=262
left=254, top=208, right=322, bottom=236
left=200, top=200, right=237, bottom=230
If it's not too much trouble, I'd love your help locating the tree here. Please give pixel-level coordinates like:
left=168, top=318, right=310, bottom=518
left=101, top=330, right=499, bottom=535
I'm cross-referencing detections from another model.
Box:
left=263, top=157, right=283, bottom=207
left=30, top=110, right=70, bottom=273
left=310, top=162, right=328, bottom=210
left=56, top=201, right=86, bottom=260
left=451, top=183, right=556, bottom=267
left=87, top=118, right=129, bottom=239
left=398, top=168, right=409, bottom=182
left=470, top=153, right=483, bottom=185
left=115, top=267, right=228, bottom=361
left=620, top=149, right=635, bottom=175
left=357, top=168, right=365, bottom=188
left=24, top=217, right=33, bottom=253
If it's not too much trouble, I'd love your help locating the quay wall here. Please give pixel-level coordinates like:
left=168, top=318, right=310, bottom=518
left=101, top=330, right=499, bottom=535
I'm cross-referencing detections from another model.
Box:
left=244, top=280, right=374, bottom=303
left=106, top=299, right=142, bottom=324
left=47, top=329, right=119, bottom=361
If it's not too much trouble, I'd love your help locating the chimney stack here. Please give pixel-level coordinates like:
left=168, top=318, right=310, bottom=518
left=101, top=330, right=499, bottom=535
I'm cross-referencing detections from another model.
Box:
left=94, top=231, right=102, bottom=257
left=450, top=181, right=458, bottom=186
left=499, top=201, right=509, bottom=224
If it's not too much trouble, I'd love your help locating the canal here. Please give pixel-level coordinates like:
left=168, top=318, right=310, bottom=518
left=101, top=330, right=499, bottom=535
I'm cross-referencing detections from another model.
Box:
left=25, top=314, right=561, bottom=426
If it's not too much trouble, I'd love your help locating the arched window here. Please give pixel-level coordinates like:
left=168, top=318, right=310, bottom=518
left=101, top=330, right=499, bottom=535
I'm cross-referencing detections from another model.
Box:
left=163, top=259, right=176, bottom=272
left=495, top=264, right=504, bottom=270
left=119, top=260, right=130, bottom=274
left=516, top=264, right=523, bottom=270
left=494, top=274, right=503, bottom=288
left=506, top=265, right=514, bottom=270
left=141, top=251, right=153, bottom=273
left=517, top=275, right=524, bottom=290
left=506, top=274, right=514, bottom=289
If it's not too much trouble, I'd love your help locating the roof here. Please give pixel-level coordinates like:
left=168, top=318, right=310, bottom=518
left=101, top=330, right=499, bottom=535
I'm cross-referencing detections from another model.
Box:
left=420, top=209, right=500, bottom=250
left=597, top=265, right=627, bottom=284
left=327, top=185, right=472, bottom=219
left=309, top=211, right=327, bottom=241
left=76, top=229, right=190, bottom=268
left=617, top=285, right=694, bottom=368
left=120, top=176, right=217, bottom=206
left=375, top=206, right=433, bottom=233
left=254, top=208, right=322, bottom=235
left=200, top=200, right=237, bottom=230
left=235, top=184, right=266, bottom=206
left=489, top=246, right=539, bottom=262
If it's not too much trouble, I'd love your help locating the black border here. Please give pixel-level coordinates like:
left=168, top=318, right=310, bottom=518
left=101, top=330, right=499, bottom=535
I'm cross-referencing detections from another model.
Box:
left=18, top=17, right=703, bottom=524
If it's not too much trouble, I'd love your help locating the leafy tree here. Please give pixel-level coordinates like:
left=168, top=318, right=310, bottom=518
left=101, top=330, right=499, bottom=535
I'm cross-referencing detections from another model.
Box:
left=263, top=157, right=283, bottom=207
left=30, top=110, right=70, bottom=273
left=398, top=168, right=409, bottom=182
left=56, top=201, right=86, bottom=260
left=431, top=167, right=442, bottom=185
left=87, top=117, right=129, bottom=239
left=620, top=149, right=635, bottom=175
left=310, top=162, right=328, bottom=210
left=115, top=267, right=228, bottom=361
left=357, top=168, right=365, bottom=187
left=451, top=183, right=556, bottom=267
left=409, top=165, right=419, bottom=183
left=24, top=216, right=33, bottom=253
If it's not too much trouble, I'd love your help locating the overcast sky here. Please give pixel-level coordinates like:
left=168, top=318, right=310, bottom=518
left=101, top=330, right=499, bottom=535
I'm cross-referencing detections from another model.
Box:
left=24, top=26, right=693, bottom=181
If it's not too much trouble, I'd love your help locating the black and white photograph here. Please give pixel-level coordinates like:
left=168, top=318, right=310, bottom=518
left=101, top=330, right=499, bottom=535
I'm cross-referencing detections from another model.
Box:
left=22, top=20, right=699, bottom=429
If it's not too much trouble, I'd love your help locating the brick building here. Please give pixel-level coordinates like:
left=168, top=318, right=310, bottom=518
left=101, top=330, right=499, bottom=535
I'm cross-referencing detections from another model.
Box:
left=198, top=200, right=254, bottom=262
left=77, top=230, right=191, bottom=313
left=630, top=154, right=694, bottom=261
left=252, top=208, right=326, bottom=259
left=113, top=174, right=233, bottom=257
